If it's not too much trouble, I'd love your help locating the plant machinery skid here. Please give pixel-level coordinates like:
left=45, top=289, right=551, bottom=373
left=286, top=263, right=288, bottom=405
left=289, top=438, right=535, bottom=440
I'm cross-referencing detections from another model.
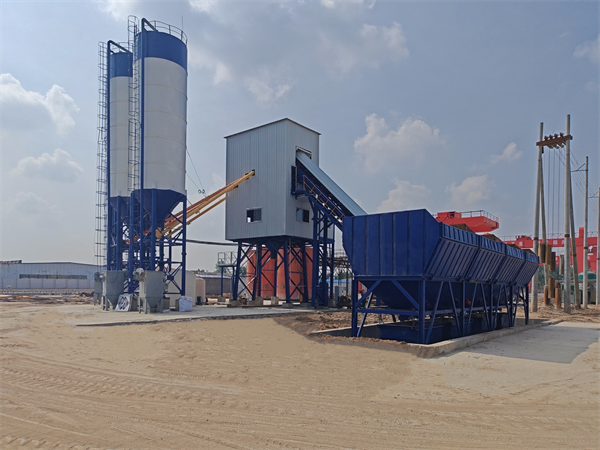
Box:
left=343, top=210, right=539, bottom=344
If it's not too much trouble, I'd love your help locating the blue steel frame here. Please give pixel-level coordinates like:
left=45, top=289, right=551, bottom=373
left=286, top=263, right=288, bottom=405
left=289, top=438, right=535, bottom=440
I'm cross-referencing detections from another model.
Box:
left=309, top=205, right=335, bottom=307
left=351, top=277, right=529, bottom=344
left=293, top=165, right=346, bottom=308
left=231, top=237, right=311, bottom=303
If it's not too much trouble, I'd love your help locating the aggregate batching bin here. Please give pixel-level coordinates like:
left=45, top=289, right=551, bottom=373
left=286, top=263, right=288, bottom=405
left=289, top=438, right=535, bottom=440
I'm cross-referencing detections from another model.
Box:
left=342, top=209, right=539, bottom=344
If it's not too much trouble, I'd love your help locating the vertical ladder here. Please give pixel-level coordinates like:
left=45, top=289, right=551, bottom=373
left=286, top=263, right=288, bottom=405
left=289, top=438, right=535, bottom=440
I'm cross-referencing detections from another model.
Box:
left=126, top=16, right=141, bottom=293
left=127, top=16, right=141, bottom=194
left=95, top=42, right=108, bottom=272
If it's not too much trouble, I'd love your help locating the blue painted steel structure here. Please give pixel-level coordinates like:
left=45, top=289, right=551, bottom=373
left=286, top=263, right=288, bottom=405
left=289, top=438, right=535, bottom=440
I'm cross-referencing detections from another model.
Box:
left=293, top=153, right=366, bottom=307
left=231, top=237, right=311, bottom=303
left=101, top=18, right=188, bottom=303
left=343, top=210, right=539, bottom=344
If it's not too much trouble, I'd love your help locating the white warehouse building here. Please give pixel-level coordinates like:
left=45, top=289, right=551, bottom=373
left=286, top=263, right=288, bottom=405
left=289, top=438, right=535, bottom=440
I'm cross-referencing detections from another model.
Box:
left=0, top=261, right=97, bottom=290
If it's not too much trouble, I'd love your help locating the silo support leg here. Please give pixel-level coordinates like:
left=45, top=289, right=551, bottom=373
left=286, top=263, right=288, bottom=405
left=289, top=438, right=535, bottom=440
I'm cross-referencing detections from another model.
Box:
left=232, top=243, right=243, bottom=301
left=284, top=241, right=291, bottom=303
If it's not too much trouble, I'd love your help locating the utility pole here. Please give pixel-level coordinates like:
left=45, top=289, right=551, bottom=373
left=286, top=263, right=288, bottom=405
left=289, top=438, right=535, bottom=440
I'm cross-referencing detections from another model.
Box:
left=540, top=135, right=549, bottom=305
left=582, top=157, right=588, bottom=308
left=532, top=123, right=543, bottom=312
left=564, top=115, right=572, bottom=313
left=536, top=116, right=573, bottom=313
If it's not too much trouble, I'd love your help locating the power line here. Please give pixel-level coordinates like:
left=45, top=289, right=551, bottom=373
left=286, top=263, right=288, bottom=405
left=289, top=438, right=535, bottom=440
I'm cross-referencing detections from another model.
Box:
left=186, top=148, right=207, bottom=197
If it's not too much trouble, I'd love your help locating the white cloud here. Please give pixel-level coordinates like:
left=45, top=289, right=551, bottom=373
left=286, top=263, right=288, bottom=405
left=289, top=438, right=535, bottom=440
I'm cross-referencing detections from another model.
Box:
left=320, top=21, right=408, bottom=73
left=354, top=114, right=443, bottom=173
left=321, top=0, right=376, bottom=10
left=574, top=34, right=599, bottom=63
left=5, top=192, right=61, bottom=218
left=244, top=77, right=293, bottom=104
left=99, top=0, right=135, bottom=22
left=189, top=0, right=219, bottom=15
left=377, top=179, right=431, bottom=213
left=490, top=142, right=522, bottom=164
left=0, top=73, right=79, bottom=135
left=446, top=175, right=492, bottom=209
left=186, top=4, right=406, bottom=104
left=210, top=173, right=225, bottom=193
left=12, top=149, right=83, bottom=183
left=188, top=46, right=232, bottom=85
left=188, top=40, right=293, bottom=103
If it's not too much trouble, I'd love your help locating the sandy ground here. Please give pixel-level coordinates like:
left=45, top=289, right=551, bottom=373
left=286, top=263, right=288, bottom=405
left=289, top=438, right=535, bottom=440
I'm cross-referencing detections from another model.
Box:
left=0, top=302, right=599, bottom=450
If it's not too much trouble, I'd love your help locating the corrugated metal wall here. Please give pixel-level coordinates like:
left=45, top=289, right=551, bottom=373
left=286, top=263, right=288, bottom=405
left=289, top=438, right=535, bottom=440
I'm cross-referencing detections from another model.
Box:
left=342, top=209, right=539, bottom=285
left=0, top=262, right=97, bottom=289
left=225, top=119, right=319, bottom=241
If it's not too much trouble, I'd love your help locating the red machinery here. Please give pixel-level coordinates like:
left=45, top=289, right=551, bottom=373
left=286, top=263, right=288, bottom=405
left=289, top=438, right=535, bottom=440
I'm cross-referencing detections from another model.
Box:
left=435, top=210, right=499, bottom=233
left=503, top=228, right=598, bottom=272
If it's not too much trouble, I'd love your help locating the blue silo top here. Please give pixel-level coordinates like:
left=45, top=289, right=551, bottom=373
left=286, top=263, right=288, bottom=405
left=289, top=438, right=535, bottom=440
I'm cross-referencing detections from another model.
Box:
left=109, top=51, right=132, bottom=78
left=134, top=30, right=187, bottom=70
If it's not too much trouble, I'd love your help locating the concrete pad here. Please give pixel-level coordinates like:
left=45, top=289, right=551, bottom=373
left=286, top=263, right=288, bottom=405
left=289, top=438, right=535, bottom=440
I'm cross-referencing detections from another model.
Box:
left=310, top=318, right=565, bottom=358
left=463, top=320, right=600, bottom=364
left=67, top=304, right=322, bottom=328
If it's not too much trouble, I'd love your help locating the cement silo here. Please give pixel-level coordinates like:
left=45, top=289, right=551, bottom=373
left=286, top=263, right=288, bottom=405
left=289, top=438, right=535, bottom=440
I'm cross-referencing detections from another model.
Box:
left=128, top=18, right=188, bottom=298
left=132, top=19, right=188, bottom=221
left=107, top=43, right=132, bottom=274
left=108, top=43, right=132, bottom=203
left=99, top=18, right=189, bottom=306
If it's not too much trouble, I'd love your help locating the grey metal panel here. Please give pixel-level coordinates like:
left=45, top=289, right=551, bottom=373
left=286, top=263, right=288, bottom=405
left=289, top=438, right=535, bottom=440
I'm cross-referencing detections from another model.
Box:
left=2, top=278, right=16, bottom=288
left=0, top=262, right=97, bottom=290
left=225, top=119, right=320, bottom=241
left=296, top=152, right=366, bottom=217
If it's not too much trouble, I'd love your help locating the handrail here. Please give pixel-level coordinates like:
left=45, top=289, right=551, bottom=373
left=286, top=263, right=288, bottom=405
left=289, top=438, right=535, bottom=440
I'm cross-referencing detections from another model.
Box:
left=301, top=175, right=346, bottom=228
left=435, top=210, right=499, bottom=223
left=143, top=19, right=187, bottom=44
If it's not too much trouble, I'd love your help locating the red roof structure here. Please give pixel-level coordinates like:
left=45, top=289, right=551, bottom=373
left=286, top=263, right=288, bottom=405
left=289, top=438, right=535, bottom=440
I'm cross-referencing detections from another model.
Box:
left=435, top=210, right=499, bottom=233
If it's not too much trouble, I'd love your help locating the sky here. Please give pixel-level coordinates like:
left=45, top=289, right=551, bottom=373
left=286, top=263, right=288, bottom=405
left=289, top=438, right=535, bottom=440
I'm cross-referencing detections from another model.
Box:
left=1, top=0, right=599, bottom=271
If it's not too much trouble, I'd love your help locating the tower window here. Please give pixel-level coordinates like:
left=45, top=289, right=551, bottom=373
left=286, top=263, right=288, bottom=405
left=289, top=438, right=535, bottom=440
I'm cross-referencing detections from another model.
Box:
left=296, top=208, right=310, bottom=223
left=247, top=208, right=262, bottom=223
